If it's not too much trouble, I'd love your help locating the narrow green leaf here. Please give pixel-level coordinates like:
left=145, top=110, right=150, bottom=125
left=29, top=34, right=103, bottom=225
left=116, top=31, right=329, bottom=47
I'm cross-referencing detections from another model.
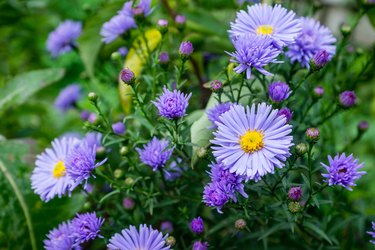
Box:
left=304, top=221, right=332, bottom=244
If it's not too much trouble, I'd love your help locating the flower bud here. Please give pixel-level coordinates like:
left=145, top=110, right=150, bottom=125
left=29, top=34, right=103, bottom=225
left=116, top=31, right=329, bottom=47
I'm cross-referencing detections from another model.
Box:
left=196, top=147, right=207, bottom=158
left=193, top=241, right=208, bottom=250
left=160, top=221, right=174, bottom=233
left=122, top=197, right=135, bottom=210
left=88, top=92, right=98, bottom=103
left=83, top=201, right=92, bottom=210
left=277, top=107, right=292, bottom=123
left=157, top=19, right=168, bottom=34
left=306, top=128, right=320, bottom=142
left=166, top=236, right=176, bottom=247
left=288, top=186, right=302, bottom=201
left=175, top=15, right=186, bottom=31
left=358, top=120, right=369, bottom=133
left=114, top=168, right=123, bottom=179
left=268, top=82, right=291, bottom=103
left=339, top=90, right=356, bottom=108
left=288, top=201, right=301, bottom=213
left=88, top=113, right=97, bottom=124
left=120, top=146, right=129, bottom=156
left=190, top=217, right=204, bottom=234
left=118, top=47, right=128, bottom=57
left=96, top=146, right=107, bottom=158
left=235, top=219, right=246, bottom=230
left=124, top=177, right=135, bottom=187
left=121, top=68, right=135, bottom=85
left=111, top=51, right=121, bottom=61
left=310, top=50, right=330, bottom=71
left=159, top=51, right=170, bottom=65
left=83, top=121, right=91, bottom=130
left=112, top=122, right=126, bottom=135
left=80, top=110, right=90, bottom=121
left=210, top=80, right=223, bottom=92
left=313, top=86, right=324, bottom=98
left=340, top=24, right=352, bottom=36
left=179, top=41, right=194, bottom=60
left=295, top=143, right=308, bottom=155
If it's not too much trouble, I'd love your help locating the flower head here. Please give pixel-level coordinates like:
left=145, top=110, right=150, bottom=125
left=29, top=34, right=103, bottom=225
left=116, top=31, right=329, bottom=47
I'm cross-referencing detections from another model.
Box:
left=112, top=122, right=126, bottom=135
left=152, top=86, right=192, bottom=119
left=367, top=222, right=375, bottom=244
left=54, top=84, right=82, bottom=112
left=164, top=158, right=184, bottom=181
left=286, top=17, right=336, bottom=68
left=288, top=186, right=302, bottom=201
left=160, top=221, right=173, bottom=233
left=65, top=141, right=106, bottom=190
left=122, top=197, right=135, bottom=210
left=31, top=136, right=80, bottom=202
left=203, top=181, right=229, bottom=213
left=107, top=224, right=170, bottom=250
left=190, top=217, right=204, bottom=234
left=70, top=212, right=104, bottom=245
left=136, top=137, right=173, bottom=171
left=121, top=68, right=135, bottom=84
left=306, top=128, right=320, bottom=142
left=277, top=107, right=292, bottom=123
left=229, top=4, right=301, bottom=47
left=159, top=52, right=170, bottom=64
left=227, top=34, right=282, bottom=79
left=179, top=41, right=194, bottom=57
left=46, top=20, right=82, bottom=57
left=193, top=241, right=208, bottom=250
left=339, top=90, right=356, bottom=108
left=206, top=103, right=232, bottom=128
left=321, top=153, right=365, bottom=191
left=211, top=103, right=293, bottom=180
left=358, top=121, right=369, bottom=132
left=210, top=80, right=223, bottom=92
left=268, top=82, right=291, bottom=103
left=175, top=15, right=186, bottom=25
left=44, top=221, right=79, bottom=250
left=100, top=14, right=136, bottom=44
left=120, top=0, right=153, bottom=18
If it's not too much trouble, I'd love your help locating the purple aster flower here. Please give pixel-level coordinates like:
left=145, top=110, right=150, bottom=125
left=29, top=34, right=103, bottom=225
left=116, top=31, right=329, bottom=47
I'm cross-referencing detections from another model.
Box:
left=136, top=137, right=173, bottom=171
left=286, top=17, right=336, bottom=68
left=31, top=136, right=80, bottom=202
left=70, top=212, right=104, bottom=245
left=46, top=20, right=82, bottom=58
left=122, top=197, right=135, bottom=210
left=211, top=103, right=293, bottom=180
left=179, top=41, right=194, bottom=57
left=229, top=4, right=301, bottom=47
left=84, top=132, right=102, bottom=148
left=119, top=0, right=153, bottom=18
left=206, top=102, right=232, bottom=128
left=107, top=224, right=170, bottom=250
left=44, top=221, right=80, bottom=250
left=277, top=107, right=292, bottom=123
left=152, top=86, right=192, bottom=119
left=118, top=47, right=128, bottom=57
left=100, top=14, right=136, bottom=44
left=367, top=222, right=375, bottom=244
left=227, top=34, right=282, bottom=79
left=112, top=122, right=126, bottom=135
left=339, top=90, right=356, bottom=108
left=65, top=141, right=107, bottom=190
left=288, top=186, right=302, bottom=201
left=54, top=84, right=82, bottom=112
left=175, top=15, right=186, bottom=25
left=190, top=217, right=204, bottom=234
left=160, top=221, right=173, bottom=233
left=321, top=153, right=366, bottom=191
left=164, top=158, right=184, bottom=181
left=159, top=52, right=170, bottom=64
left=210, top=80, right=223, bottom=92
left=306, top=127, right=320, bottom=141
left=203, top=181, right=229, bottom=213
left=268, top=82, right=291, bottom=103
left=193, top=241, right=208, bottom=250
left=208, top=162, right=248, bottom=201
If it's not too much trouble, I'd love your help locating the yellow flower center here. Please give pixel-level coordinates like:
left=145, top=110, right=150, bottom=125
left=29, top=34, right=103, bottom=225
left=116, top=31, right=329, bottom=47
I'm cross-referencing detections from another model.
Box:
left=53, top=161, right=66, bottom=178
left=239, top=130, right=264, bottom=153
left=256, top=25, right=274, bottom=35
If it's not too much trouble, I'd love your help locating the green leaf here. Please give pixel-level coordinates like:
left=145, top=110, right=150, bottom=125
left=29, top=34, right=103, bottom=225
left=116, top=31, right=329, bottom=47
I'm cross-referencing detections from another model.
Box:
left=367, top=7, right=375, bottom=28
left=304, top=221, right=333, bottom=244
left=0, top=68, right=65, bottom=116
left=184, top=9, right=228, bottom=37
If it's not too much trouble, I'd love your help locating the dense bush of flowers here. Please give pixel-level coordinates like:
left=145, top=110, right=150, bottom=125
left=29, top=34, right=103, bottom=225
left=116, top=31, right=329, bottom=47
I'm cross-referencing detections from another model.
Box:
left=0, top=0, right=375, bottom=249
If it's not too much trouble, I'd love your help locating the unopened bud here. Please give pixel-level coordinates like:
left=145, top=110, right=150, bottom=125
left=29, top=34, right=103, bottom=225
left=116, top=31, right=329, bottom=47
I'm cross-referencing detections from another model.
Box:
left=157, top=19, right=168, bottom=34
left=339, top=90, right=356, bottom=108
left=288, top=186, right=302, bottom=201
left=358, top=120, right=369, bottom=133
left=175, top=15, right=186, bottom=31
left=340, top=24, right=351, bottom=36
left=122, top=197, right=135, bottom=210
left=166, top=236, right=176, bottom=246
left=295, top=143, right=308, bottom=155
left=121, top=68, right=135, bottom=85
left=310, top=50, right=330, bottom=71
left=114, top=169, right=123, bottom=179
left=88, top=92, right=98, bottom=103
left=196, top=147, right=207, bottom=158
left=210, top=80, right=223, bottom=92
left=120, top=146, right=129, bottom=156
left=124, top=177, right=135, bottom=187
left=288, top=201, right=301, bottom=213
left=313, top=86, right=324, bottom=98
left=306, top=128, right=320, bottom=142
left=235, top=219, right=246, bottom=230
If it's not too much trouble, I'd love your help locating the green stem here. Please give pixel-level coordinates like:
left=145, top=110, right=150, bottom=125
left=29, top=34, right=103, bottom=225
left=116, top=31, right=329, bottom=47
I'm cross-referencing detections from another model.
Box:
left=236, top=75, right=245, bottom=103
left=0, top=160, right=37, bottom=250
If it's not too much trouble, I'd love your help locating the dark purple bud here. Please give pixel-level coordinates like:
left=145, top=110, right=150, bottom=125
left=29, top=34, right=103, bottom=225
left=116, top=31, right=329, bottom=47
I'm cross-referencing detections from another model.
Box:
left=310, top=50, right=330, bottom=70
left=80, top=110, right=90, bottom=121
left=112, top=122, right=126, bottom=135
left=193, top=241, right=208, bottom=250
left=339, top=90, right=356, bottom=108
left=277, top=107, right=292, bottom=123
left=288, top=186, right=302, bottom=201
left=121, top=68, right=135, bottom=85
left=190, top=217, right=204, bottom=234
left=268, top=82, right=291, bottom=103
left=358, top=120, right=369, bottom=132
left=159, top=51, right=170, bottom=65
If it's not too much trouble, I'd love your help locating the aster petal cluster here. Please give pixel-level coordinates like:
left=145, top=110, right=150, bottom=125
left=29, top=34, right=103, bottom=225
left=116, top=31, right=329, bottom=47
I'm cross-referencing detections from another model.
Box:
left=119, top=0, right=153, bottom=17
left=268, top=82, right=291, bottom=103
left=367, top=222, right=375, bottom=244
left=70, top=212, right=104, bottom=245
left=31, top=136, right=80, bottom=202
left=107, top=224, right=170, bottom=250
left=321, top=153, right=366, bottom=191
left=44, top=221, right=80, bottom=250
left=100, top=14, right=136, bottom=44
left=286, top=17, right=336, bottom=68
left=136, top=137, right=173, bottom=171
left=227, top=34, right=282, bottom=79
left=46, top=20, right=82, bottom=58
left=152, top=86, right=192, bottom=119
left=164, top=158, right=184, bottom=181
left=211, top=103, right=293, bottom=180
left=54, top=84, right=82, bottom=112
left=206, top=102, right=232, bottom=128
left=229, top=4, right=301, bottom=47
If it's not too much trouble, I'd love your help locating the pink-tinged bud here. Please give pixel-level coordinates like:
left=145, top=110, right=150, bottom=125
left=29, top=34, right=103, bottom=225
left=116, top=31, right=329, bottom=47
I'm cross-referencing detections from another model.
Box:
left=288, top=186, right=302, bottom=201
left=210, top=80, right=223, bottom=92
left=306, top=127, right=320, bottom=142
left=339, top=90, right=356, bottom=108
left=179, top=41, right=194, bottom=59
left=120, top=68, right=135, bottom=85
left=358, top=120, right=369, bottom=133
left=122, top=197, right=135, bottom=210
left=175, top=15, right=186, bottom=30
left=313, top=86, right=324, bottom=98
left=157, top=19, right=168, bottom=34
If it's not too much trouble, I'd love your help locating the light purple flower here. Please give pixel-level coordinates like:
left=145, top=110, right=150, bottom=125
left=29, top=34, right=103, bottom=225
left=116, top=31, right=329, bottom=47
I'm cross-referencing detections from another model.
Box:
left=44, top=221, right=80, bottom=250
left=268, top=82, right=291, bottom=103
left=203, top=181, right=229, bottom=213
left=159, top=52, right=170, bottom=64
left=54, top=84, right=82, bottom=112
left=179, top=41, right=194, bottom=56
left=321, top=153, right=365, bottom=191
left=211, top=103, right=293, bottom=180
left=190, top=217, right=204, bottom=234
left=70, top=212, right=104, bottom=245
left=227, top=34, right=282, bottom=79
left=46, top=20, right=82, bottom=57
left=175, top=15, right=186, bottom=25
left=164, top=158, right=184, bottom=181
left=193, top=241, right=208, bottom=250
left=206, top=102, right=232, bottom=128
left=107, top=224, right=170, bottom=250
left=100, top=14, right=136, bottom=44
left=229, top=4, right=301, bottom=47
left=31, top=136, right=80, bottom=202
left=367, top=222, right=375, bottom=244
left=119, top=0, right=153, bottom=17
left=152, top=86, right=192, bottom=119
left=112, top=122, right=126, bottom=135
left=136, top=137, right=173, bottom=171
left=286, top=17, right=336, bottom=68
